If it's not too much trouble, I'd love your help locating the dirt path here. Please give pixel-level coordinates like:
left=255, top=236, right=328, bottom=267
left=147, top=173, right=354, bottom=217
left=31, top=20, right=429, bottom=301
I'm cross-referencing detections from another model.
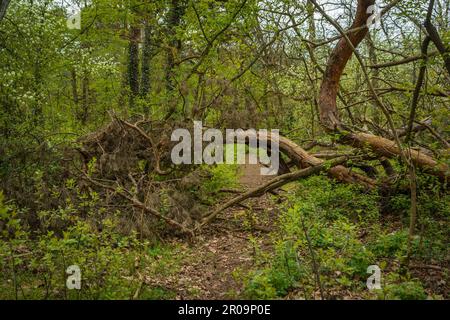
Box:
left=144, top=161, right=277, bottom=299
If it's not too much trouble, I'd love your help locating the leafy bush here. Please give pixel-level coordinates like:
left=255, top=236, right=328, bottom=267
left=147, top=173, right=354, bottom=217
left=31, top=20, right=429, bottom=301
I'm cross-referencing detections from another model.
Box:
left=381, top=281, right=427, bottom=300
left=242, top=270, right=278, bottom=299
left=295, top=175, right=380, bottom=224
left=241, top=177, right=381, bottom=299
left=369, top=230, right=409, bottom=259
left=197, top=162, right=240, bottom=205
left=0, top=190, right=185, bottom=300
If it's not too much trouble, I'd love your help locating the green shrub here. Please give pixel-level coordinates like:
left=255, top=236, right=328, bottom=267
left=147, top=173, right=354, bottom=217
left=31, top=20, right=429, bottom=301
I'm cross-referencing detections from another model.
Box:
left=197, top=162, right=240, bottom=205
left=242, top=270, right=278, bottom=299
left=0, top=190, right=186, bottom=300
left=369, top=230, right=409, bottom=259
left=382, top=281, right=427, bottom=300
left=295, top=176, right=380, bottom=224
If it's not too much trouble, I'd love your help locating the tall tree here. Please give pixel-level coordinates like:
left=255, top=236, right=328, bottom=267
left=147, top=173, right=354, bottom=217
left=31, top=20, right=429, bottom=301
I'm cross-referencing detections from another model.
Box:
left=165, top=0, right=185, bottom=118
left=128, top=26, right=141, bottom=109
left=140, top=22, right=152, bottom=98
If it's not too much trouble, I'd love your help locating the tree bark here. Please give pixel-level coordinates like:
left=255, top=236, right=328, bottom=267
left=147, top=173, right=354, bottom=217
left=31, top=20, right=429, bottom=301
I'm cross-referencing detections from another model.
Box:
left=165, top=0, right=185, bottom=119
left=128, top=27, right=141, bottom=109
left=81, top=71, right=89, bottom=124
left=318, top=0, right=375, bottom=130
left=70, top=68, right=79, bottom=107
left=140, top=22, right=152, bottom=98
left=235, top=131, right=377, bottom=189
left=367, top=33, right=380, bottom=125
left=406, top=0, right=441, bottom=142
left=344, top=132, right=447, bottom=177
left=423, top=0, right=450, bottom=75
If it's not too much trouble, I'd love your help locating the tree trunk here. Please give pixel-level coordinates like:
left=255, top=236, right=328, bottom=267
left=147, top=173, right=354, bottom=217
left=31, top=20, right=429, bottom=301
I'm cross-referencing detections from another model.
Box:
left=314, top=0, right=448, bottom=179
left=318, top=0, right=375, bottom=131
left=423, top=0, right=450, bottom=75
left=165, top=0, right=185, bottom=119
left=81, top=72, right=89, bottom=124
left=128, top=27, right=141, bottom=109
left=70, top=68, right=79, bottom=107
left=306, top=0, right=320, bottom=138
left=140, top=22, right=152, bottom=98
left=366, top=33, right=380, bottom=125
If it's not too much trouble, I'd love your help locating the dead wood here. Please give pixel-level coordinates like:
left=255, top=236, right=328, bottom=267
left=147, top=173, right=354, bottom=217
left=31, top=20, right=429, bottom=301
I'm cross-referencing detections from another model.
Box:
left=196, top=156, right=350, bottom=231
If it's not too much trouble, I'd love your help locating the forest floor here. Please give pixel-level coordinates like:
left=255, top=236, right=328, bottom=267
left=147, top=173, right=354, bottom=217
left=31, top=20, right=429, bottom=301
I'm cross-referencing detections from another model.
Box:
left=1, top=155, right=447, bottom=300
left=138, top=159, right=449, bottom=300
left=142, top=161, right=278, bottom=299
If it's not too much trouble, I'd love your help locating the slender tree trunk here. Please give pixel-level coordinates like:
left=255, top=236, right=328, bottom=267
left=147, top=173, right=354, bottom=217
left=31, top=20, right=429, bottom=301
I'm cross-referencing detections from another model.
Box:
left=140, top=23, right=152, bottom=98
left=191, top=73, right=204, bottom=119
left=165, top=0, right=185, bottom=119
left=128, top=27, right=141, bottom=109
left=406, top=161, right=418, bottom=265
left=423, top=0, right=450, bottom=75
left=311, top=0, right=448, bottom=178
left=317, top=0, right=375, bottom=131
left=32, top=55, right=43, bottom=124
left=70, top=68, right=79, bottom=107
left=405, top=36, right=431, bottom=143
left=81, top=71, right=89, bottom=124
left=306, top=0, right=319, bottom=138
left=367, top=33, right=380, bottom=125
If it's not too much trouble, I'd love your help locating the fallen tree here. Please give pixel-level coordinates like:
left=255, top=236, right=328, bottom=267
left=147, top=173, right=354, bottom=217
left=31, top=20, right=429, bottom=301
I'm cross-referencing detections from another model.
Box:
left=76, top=116, right=379, bottom=235
left=237, top=131, right=377, bottom=189
left=199, top=0, right=448, bottom=233
left=310, top=0, right=448, bottom=179
left=76, top=0, right=448, bottom=237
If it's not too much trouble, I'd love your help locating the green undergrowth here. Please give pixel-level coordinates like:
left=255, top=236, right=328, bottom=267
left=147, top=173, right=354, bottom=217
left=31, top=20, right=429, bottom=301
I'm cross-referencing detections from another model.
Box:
left=0, top=192, right=186, bottom=300
left=236, top=174, right=449, bottom=300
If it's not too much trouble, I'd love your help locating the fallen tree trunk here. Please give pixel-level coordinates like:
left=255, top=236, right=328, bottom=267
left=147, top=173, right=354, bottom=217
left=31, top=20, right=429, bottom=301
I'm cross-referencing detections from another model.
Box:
left=197, top=156, right=350, bottom=230
left=345, top=132, right=448, bottom=178
left=79, top=119, right=377, bottom=234
left=236, top=131, right=377, bottom=188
